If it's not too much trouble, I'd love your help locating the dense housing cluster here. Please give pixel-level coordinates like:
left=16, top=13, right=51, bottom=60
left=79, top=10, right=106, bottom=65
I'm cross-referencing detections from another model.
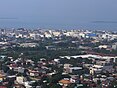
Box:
left=0, top=28, right=117, bottom=88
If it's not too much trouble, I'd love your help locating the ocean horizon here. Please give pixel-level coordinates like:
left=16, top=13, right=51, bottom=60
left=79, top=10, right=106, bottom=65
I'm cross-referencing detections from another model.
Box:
left=0, top=20, right=117, bottom=31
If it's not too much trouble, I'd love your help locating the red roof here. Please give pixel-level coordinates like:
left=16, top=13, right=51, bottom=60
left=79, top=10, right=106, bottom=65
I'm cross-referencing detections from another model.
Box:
left=0, top=86, right=7, bottom=88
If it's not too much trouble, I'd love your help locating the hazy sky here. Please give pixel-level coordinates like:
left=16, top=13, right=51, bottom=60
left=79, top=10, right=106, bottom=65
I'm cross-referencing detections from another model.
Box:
left=0, top=0, right=117, bottom=29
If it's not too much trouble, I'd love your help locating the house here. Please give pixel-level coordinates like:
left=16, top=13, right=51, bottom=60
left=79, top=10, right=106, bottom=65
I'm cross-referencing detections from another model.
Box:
left=59, top=79, right=71, bottom=87
left=90, top=65, right=103, bottom=75
left=18, top=67, right=25, bottom=73
left=29, top=70, right=39, bottom=77
left=102, top=65, right=114, bottom=73
left=45, top=45, right=56, bottom=50
left=20, top=43, right=38, bottom=48
left=16, top=76, right=26, bottom=84
left=13, top=84, right=26, bottom=88
left=0, top=73, right=6, bottom=82
left=52, top=31, right=61, bottom=37
left=0, top=86, right=7, bottom=88
left=69, top=67, right=83, bottom=75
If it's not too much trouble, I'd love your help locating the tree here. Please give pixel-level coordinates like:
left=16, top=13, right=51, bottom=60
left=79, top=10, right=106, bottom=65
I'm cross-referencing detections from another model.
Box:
left=50, top=84, right=62, bottom=88
left=109, top=80, right=117, bottom=88
left=2, top=65, right=10, bottom=73
left=7, top=69, right=16, bottom=75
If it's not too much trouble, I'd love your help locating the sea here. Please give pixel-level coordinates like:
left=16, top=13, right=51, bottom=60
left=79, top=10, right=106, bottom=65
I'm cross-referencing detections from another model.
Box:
left=0, top=20, right=117, bottom=32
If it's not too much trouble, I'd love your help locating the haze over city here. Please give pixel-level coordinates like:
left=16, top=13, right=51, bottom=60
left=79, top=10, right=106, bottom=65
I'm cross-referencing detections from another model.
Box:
left=0, top=0, right=117, bottom=30
left=1, top=1, right=117, bottom=88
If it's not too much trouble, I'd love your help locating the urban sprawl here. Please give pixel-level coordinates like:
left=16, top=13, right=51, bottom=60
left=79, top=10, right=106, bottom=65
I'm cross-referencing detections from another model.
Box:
left=0, top=28, right=117, bottom=88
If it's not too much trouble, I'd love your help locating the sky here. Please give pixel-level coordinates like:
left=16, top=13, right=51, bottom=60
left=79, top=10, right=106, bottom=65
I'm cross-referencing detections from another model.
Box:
left=0, top=0, right=117, bottom=29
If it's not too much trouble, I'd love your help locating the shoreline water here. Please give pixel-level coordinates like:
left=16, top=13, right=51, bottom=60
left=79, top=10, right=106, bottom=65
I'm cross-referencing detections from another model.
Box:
left=0, top=22, right=117, bottom=32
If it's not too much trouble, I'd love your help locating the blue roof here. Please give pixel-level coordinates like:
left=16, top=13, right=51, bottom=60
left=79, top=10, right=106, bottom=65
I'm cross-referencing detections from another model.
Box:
left=87, top=33, right=97, bottom=37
